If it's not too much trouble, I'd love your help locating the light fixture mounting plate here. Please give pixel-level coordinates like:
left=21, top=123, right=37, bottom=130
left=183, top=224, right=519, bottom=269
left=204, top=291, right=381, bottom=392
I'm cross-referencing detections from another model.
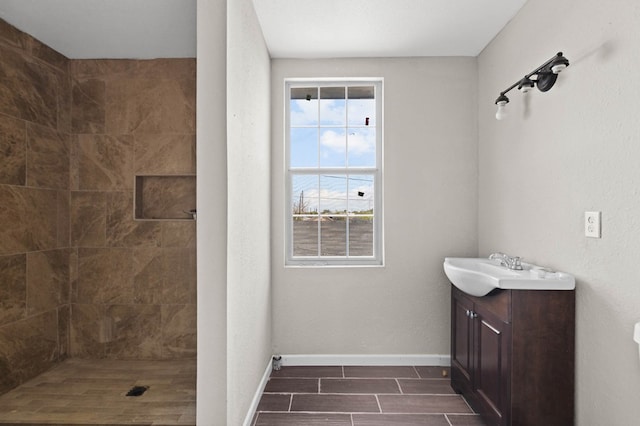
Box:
left=535, top=71, right=558, bottom=92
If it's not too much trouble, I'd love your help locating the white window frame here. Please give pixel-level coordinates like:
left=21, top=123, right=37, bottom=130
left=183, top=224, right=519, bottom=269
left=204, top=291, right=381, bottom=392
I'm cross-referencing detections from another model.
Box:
left=284, top=78, right=384, bottom=267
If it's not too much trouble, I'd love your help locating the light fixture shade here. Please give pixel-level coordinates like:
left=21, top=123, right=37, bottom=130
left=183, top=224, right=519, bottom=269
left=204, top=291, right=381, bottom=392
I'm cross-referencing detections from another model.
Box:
left=550, top=53, right=570, bottom=74
left=551, top=63, right=567, bottom=73
left=517, top=77, right=535, bottom=93
left=494, top=93, right=509, bottom=120
left=494, top=93, right=509, bottom=105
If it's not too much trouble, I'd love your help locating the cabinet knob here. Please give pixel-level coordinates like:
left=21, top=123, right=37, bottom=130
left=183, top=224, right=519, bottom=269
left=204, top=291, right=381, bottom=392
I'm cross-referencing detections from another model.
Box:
left=471, top=312, right=478, bottom=319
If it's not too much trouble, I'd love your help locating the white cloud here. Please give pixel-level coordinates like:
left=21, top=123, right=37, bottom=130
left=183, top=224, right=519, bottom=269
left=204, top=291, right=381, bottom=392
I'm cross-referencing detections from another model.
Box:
left=290, top=97, right=375, bottom=128
left=291, top=99, right=346, bottom=126
left=347, top=99, right=375, bottom=126
left=347, top=132, right=375, bottom=156
left=320, top=130, right=374, bottom=157
left=320, top=130, right=345, bottom=152
left=290, top=100, right=317, bottom=125
left=320, top=100, right=347, bottom=125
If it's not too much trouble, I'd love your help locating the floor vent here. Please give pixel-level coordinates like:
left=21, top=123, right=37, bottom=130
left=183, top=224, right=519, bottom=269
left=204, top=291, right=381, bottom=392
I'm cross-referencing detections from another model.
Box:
left=126, top=385, right=149, bottom=397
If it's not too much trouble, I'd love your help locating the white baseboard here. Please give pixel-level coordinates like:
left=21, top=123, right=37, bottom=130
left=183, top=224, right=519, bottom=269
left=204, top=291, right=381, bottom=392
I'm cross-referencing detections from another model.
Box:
left=279, top=354, right=451, bottom=367
left=242, top=357, right=273, bottom=426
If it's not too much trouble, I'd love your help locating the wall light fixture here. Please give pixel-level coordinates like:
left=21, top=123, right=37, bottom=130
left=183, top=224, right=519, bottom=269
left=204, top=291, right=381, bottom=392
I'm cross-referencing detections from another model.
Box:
left=494, top=52, right=569, bottom=120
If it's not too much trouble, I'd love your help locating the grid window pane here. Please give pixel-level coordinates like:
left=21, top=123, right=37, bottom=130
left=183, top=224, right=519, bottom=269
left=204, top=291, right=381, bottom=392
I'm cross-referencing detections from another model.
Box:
left=292, top=174, right=319, bottom=257
left=290, top=87, right=318, bottom=126
left=347, top=86, right=375, bottom=127
left=292, top=175, right=318, bottom=215
left=293, top=219, right=319, bottom=256
left=320, top=87, right=346, bottom=126
left=347, top=128, right=375, bottom=167
left=319, top=128, right=346, bottom=167
left=349, top=217, right=374, bottom=256
left=321, top=86, right=346, bottom=99
left=321, top=219, right=347, bottom=256
left=320, top=174, right=347, bottom=215
left=349, top=175, right=374, bottom=214
left=290, top=128, right=318, bottom=168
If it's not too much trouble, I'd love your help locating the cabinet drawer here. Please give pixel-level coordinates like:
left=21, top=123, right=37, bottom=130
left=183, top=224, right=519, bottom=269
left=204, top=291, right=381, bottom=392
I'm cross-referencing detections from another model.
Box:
left=452, top=287, right=511, bottom=323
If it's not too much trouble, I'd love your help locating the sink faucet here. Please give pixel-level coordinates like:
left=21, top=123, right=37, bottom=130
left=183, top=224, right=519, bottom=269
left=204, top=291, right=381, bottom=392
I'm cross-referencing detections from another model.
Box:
left=489, top=252, right=523, bottom=270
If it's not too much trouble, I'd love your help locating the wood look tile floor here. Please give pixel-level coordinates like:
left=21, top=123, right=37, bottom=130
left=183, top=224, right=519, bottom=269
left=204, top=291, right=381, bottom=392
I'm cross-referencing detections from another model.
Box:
left=0, top=358, right=195, bottom=425
left=253, top=366, right=485, bottom=426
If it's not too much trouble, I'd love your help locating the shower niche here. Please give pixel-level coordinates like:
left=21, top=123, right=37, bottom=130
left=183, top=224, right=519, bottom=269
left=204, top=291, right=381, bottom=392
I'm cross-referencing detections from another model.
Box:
left=134, top=175, right=196, bottom=220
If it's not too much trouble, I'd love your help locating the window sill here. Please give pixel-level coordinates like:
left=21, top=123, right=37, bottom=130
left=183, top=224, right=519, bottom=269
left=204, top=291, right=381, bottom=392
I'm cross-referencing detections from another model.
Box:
left=285, top=261, right=385, bottom=268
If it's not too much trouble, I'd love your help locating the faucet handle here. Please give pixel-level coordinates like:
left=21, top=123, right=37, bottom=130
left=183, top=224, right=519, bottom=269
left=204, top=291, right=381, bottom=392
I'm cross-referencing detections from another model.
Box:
left=512, top=256, right=523, bottom=270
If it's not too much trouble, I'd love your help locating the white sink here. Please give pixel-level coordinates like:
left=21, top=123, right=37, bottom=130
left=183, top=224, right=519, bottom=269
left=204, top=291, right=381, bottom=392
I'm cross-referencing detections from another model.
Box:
left=443, top=257, right=575, bottom=297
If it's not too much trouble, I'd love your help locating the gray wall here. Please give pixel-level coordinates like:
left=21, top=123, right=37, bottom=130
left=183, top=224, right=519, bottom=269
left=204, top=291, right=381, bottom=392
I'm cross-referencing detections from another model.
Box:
left=227, top=0, right=272, bottom=424
left=196, top=0, right=227, bottom=423
left=197, top=0, right=272, bottom=423
left=271, top=58, right=478, bottom=356
left=478, top=0, right=640, bottom=424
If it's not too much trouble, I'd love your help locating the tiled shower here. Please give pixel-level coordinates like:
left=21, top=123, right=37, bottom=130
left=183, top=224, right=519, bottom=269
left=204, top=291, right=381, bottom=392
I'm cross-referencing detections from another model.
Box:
left=0, top=17, right=196, bottom=396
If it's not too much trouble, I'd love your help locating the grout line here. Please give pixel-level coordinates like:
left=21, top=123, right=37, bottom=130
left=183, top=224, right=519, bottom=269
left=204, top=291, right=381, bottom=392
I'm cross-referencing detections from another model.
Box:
left=444, top=413, right=454, bottom=426
left=350, top=413, right=354, bottom=426
left=342, top=365, right=345, bottom=378
left=287, top=393, right=293, bottom=412
left=259, top=392, right=460, bottom=397
left=395, top=378, right=402, bottom=394
left=374, top=394, right=382, bottom=413
left=412, top=365, right=420, bottom=378
left=254, top=409, right=473, bottom=416
left=317, top=377, right=420, bottom=381
left=317, top=378, right=321, bottom=393
left=269, top=410, right=384, bottom=415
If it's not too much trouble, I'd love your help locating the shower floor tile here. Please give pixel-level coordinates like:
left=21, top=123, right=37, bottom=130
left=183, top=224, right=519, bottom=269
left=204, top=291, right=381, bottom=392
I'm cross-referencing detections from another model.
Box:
left=0, top=358, right=195, bottom=425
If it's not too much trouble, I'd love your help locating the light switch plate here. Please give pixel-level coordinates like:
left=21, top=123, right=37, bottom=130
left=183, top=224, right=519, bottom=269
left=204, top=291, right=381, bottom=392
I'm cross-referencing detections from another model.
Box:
left=585, top=211, right=601, bottom=238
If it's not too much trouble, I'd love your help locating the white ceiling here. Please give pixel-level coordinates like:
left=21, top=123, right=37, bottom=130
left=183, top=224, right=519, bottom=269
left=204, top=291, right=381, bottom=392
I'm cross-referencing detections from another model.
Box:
left=0, top=0, right=527, bottom=59
left=0, top=0, right=196, bottom=59
left=253, top=0, right=528, bottom=58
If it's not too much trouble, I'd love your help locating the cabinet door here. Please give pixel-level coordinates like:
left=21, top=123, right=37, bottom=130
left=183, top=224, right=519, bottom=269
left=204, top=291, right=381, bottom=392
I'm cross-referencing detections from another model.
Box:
left=451, top=292, right=474, bottom=384
left=474, top=304, right=511, bottom=426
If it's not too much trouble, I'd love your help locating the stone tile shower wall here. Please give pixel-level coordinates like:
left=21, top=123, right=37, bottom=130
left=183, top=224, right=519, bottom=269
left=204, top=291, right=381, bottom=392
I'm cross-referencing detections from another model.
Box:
left=0, top=19, right=72, bottom=394
left=0, top=19, right=196, bottom=395
left=68, top=59, right=197, bottom=359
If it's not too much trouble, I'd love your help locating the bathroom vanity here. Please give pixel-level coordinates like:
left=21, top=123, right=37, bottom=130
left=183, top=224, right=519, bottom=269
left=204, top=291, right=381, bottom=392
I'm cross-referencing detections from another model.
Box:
left=450, top=285, right=575, bottom=426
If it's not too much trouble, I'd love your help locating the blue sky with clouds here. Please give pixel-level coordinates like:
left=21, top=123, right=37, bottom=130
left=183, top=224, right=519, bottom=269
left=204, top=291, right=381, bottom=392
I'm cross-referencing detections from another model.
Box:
left=290, top=92, right=376, bottom=214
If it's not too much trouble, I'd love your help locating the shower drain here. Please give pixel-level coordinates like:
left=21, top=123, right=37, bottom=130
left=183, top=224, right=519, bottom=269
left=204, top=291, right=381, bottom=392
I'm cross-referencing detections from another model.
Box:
left=126, top=385, right=149, bottom=397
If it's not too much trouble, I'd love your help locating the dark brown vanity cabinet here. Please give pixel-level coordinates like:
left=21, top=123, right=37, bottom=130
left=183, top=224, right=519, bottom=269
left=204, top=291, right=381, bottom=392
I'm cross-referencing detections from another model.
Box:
left=450, top=285, right=575, bottom=426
